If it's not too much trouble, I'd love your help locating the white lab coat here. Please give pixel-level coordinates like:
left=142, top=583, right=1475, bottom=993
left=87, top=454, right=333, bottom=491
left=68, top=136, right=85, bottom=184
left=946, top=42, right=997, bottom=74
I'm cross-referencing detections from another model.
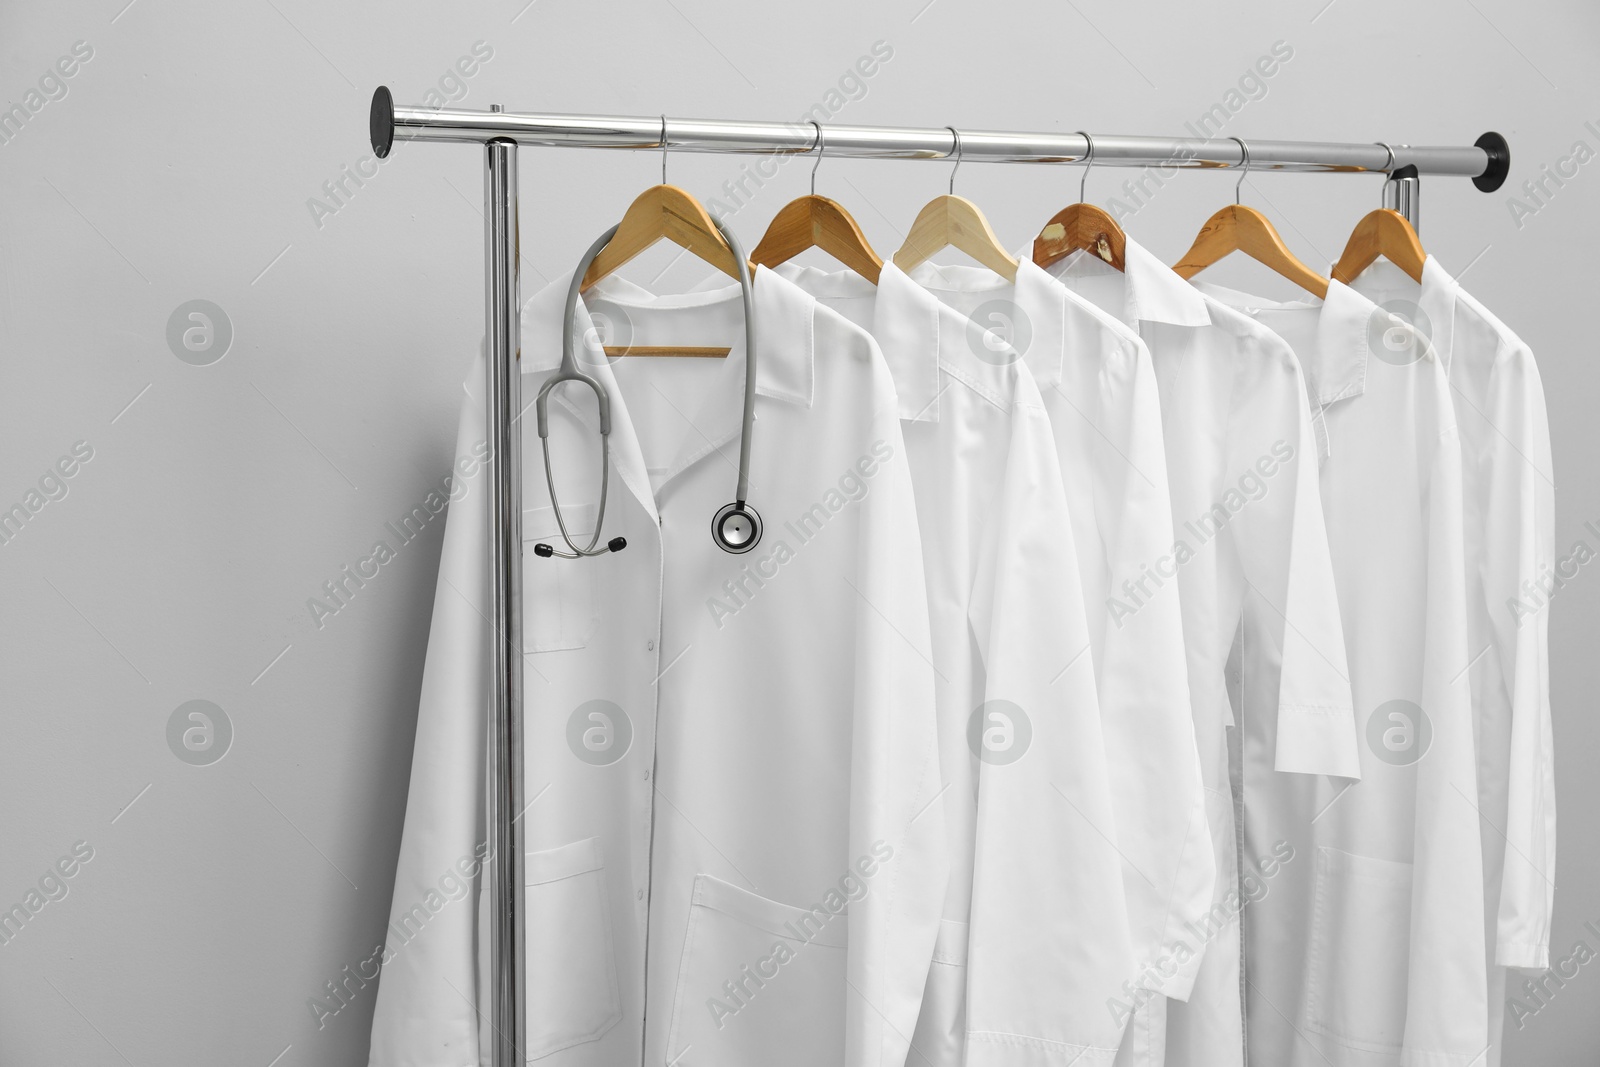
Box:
left=1349, top=258, right=1555, bottom=1066
left=1196, top=278, right=1488, bottom=1067
left=899, top=259, right=1220, bottom=1038
left=1045, top=241, right=1360, bottom=1067
left=367, top=265, right=949, bottom=1067
left=773, top=260, right=1137, bottom=1067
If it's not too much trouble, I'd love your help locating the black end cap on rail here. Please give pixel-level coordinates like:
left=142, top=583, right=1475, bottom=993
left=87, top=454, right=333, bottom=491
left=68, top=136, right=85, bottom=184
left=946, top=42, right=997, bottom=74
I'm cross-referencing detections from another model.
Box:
left=1473, top=131, right=1510, bottom=192
left=371, top=86, right=395, bottom=159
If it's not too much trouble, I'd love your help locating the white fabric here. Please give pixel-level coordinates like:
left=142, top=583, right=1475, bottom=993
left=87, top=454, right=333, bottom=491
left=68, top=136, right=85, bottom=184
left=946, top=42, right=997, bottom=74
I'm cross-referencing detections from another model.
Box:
left=1349, top=258, right=1556, bottom=1066
left=1196, top=276, right=1489, bottom=1067
left=1046, top=241, right=1360, bottom=1067
left=773, top=260, right=1136, bottom=1067
left=901, top=258, right=1221, bottom=1026
left=367, top=265, right=948, bottom=1067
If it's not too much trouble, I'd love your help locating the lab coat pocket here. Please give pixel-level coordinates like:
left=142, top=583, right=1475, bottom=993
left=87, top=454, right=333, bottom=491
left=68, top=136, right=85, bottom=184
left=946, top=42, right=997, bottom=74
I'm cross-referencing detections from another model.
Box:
left=908, top=919, right=969, bottom=1067
left=665, top=874, right=848, bottom=1067
left=524, top=837, right=622, bottom=1059
left=1302, top=846, right=1413, bottom=1057
left=523, top=504, right=600, bottom=652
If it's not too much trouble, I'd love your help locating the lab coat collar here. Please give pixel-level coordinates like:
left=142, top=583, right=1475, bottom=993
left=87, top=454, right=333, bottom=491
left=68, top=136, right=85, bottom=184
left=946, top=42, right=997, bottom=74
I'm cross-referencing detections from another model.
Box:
left=1310, top=279, right=1379, bottom=407
left=872, top=262, right=943, bottom=421
left=899, top=258, right=1073, bottom=390
left=1347, top=255, right=1459, bottom=376
left=1050, top=233, right=1213, bottom=328
left=1188, top=276, right=1382, bottom=462
left=874, top=257, right=1136, bottom=395
left=1012, top=256, right=1114, bottom=389
left=877, top=260, right=1024, bottom=422
left=1125, top=236, right=1215, bottom=327
left=1186, top=277, right=1377, bottom=408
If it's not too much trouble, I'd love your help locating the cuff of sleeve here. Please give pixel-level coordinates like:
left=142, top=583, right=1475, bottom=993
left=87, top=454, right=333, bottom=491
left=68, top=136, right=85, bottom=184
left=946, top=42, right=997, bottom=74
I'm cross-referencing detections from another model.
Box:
left=1497, top=940, right=1550, bottom=971
left=1140, top=936, right=1204, bottom=1002
left=1274, top=704, right=1362, bottom=780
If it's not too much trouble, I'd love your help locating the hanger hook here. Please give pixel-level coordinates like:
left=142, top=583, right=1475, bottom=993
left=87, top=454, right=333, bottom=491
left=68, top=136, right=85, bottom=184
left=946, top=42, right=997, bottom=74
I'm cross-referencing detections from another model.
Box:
left=1374, top=141, right=1396, bottom=205
left=1231, top=136, right=1251, bottom=205
left=1077, top=131, right=1095, bottom=203
left=660, top=115, right=668, bottom=185
left=946, top=126, right=962, bottom=195
left=810, top=121, right=824, bottom=196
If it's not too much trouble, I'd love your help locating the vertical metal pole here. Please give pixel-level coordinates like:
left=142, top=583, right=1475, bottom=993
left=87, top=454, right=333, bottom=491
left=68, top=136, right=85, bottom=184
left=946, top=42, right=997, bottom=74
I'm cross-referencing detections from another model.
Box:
left=484, top=106, right=526, bottom=1067
left=1384, top=162, right=1421, bottom=232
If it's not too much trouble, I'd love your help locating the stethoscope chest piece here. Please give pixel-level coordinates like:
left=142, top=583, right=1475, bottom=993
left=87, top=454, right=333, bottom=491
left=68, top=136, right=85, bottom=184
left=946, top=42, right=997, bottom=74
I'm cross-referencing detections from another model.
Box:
left=712, top=502, right=762, bottom=554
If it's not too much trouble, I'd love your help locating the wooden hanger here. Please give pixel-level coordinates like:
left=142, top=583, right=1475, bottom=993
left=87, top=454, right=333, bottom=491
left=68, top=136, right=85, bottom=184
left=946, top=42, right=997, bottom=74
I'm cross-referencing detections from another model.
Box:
left=752, top=124, right=883, bottom=283
left=1032, top=131, right=1127, bottom=271
left=892, top=128, right=1018, bottom=282
left=1171, top=138, right=1329, bottom=298
left=1332, top=209, right=1426, bottom=286
left=580, top=123, right=754, bottom=357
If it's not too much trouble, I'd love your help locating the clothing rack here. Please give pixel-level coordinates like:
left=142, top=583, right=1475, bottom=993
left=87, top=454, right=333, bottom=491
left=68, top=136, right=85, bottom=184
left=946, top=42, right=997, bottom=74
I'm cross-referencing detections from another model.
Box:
left=364, top=86, right=1509, bottom=1067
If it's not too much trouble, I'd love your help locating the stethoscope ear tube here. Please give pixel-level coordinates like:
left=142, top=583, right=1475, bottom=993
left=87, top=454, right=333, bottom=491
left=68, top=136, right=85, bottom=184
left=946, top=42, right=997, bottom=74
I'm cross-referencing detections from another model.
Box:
left=535, top=225, right=624, bottom=560
left=708, top=213, right=763, bottom=555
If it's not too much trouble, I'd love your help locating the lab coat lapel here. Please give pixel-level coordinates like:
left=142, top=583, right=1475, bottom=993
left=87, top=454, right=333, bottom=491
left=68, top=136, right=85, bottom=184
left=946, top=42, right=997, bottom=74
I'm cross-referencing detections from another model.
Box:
left=1307, top=280, right=1379, bottom=459
left=1121, top=235, right=1213, bottom=328
left=1008, top=259, right=1067, bottom=388
left=1419, top=255, right=1460, bottom=375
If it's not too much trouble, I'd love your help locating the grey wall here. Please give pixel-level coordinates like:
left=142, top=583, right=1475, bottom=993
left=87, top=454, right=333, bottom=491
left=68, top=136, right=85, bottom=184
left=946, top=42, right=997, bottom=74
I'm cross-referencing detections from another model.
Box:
left=1, top=0, right=1595, bottom=1063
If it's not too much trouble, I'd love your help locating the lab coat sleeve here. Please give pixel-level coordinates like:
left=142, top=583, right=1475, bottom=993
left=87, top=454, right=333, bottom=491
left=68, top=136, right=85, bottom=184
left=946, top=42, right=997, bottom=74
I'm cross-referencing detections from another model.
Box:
left=965, top=400, right=1133, bottom=1064
left=846, top=402, right=948, bottom=1067
left=367, top=354, right=488, bottom=1067
left=1093, top=342, right=1214, bottom=1001
left=1483, top=341, right=1556, bottom=969
left=1232, top=335, right=1359, bottom=779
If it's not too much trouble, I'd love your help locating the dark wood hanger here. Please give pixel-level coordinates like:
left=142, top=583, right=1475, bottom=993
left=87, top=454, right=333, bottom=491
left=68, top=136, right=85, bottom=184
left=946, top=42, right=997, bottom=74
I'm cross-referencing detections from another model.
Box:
left=753, top=195, right=882, bottom=283
left=1171, top=139, right=1328, bottom=298
left=1032, top=133, right=1126, bottom=271
left=1172, top=205, right=1329, bottom=297
left=1332, top=208, right=1426, bottom=285
left=1033, top=204, right=1126, bottom=271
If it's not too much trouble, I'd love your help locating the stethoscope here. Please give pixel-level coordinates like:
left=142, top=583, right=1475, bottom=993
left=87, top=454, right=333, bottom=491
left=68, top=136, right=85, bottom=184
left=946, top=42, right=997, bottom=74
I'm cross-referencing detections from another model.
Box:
left=531, top=214, right=764, bottom=560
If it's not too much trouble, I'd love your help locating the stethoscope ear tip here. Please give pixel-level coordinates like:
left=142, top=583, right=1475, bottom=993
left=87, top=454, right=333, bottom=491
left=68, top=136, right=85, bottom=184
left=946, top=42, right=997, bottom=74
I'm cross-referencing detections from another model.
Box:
left=712, top=502, right=763, bottom=554
left=533, top=543, right=555, bottom=558
left=608, top=537, right=628, bottom=553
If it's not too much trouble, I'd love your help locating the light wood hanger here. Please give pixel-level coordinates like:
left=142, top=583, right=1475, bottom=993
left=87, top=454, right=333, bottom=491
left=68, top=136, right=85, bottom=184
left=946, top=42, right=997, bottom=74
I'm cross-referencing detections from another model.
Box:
left=752, top=122, right=883, bottom=283
left=1032, top=131, right=1127, bottom=271
left=1172, top=138, right=1329, bottom=298
left=580, top=118, right=753, bottom=357
left=893, top=127, right=1019, bottom=282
